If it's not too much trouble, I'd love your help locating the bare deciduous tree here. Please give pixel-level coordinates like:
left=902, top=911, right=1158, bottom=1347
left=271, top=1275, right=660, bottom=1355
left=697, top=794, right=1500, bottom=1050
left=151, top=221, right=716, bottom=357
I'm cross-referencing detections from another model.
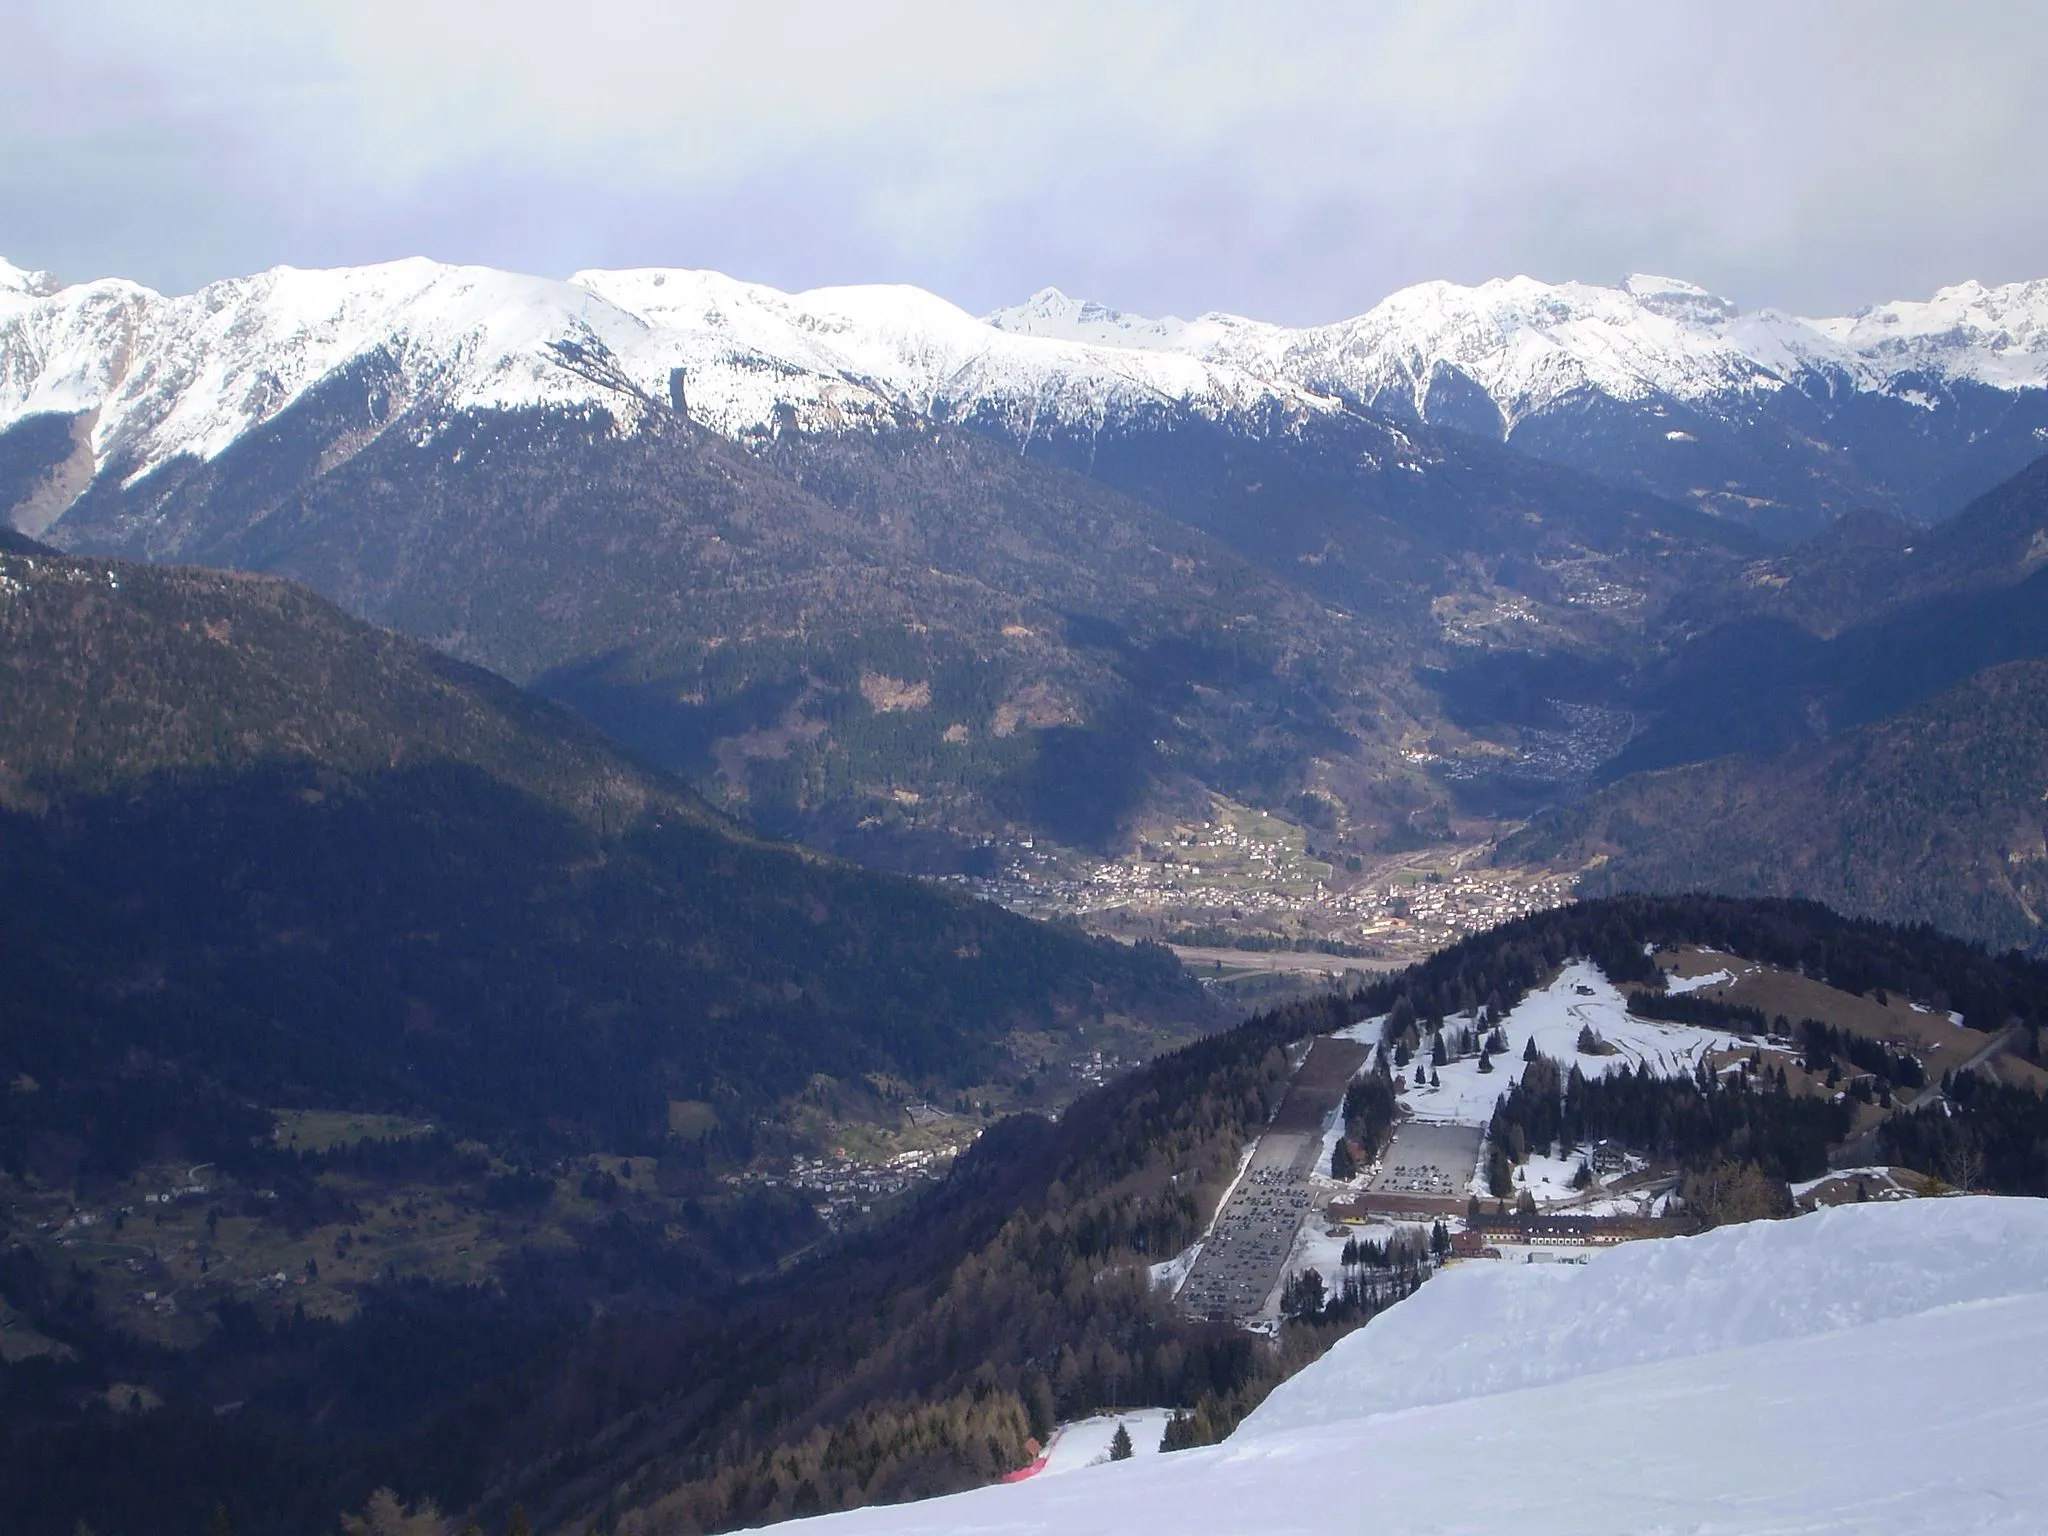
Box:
left=340, top=1489, right=449, bottom=1536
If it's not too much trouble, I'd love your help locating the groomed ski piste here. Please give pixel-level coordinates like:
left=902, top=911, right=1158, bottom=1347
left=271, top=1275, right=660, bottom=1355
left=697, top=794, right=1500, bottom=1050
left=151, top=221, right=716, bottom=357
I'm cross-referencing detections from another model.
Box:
left=1397, top=958, right=1736, bottom=1130
left=1016, top=1410, right=1176, bottom=1480
left=774, top=1197, right=2048, bottom=1534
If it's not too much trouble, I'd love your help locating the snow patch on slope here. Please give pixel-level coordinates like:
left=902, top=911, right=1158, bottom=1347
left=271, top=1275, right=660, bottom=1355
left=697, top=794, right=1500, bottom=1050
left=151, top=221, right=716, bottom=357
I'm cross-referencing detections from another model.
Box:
left=0, top=259, right=60, bottom=299
left=1811, top=278, right=2048, bottom=390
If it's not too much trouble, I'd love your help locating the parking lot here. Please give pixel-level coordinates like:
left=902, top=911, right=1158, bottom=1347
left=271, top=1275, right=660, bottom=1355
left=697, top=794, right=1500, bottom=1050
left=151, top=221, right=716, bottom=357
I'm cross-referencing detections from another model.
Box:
left=1365, top=1122, right=1483, bottom=1202
left=1177, top=1037, right=1365, bottom=1322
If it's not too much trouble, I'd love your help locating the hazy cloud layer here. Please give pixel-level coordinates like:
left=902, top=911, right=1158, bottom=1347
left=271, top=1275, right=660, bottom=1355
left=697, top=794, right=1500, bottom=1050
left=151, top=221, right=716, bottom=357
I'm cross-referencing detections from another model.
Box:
left=5, top=0, right=2045, bottom=320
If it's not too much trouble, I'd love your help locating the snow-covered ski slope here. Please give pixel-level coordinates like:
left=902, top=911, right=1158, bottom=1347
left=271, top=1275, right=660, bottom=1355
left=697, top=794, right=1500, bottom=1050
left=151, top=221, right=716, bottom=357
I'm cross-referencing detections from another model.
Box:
left=1396, top=959, right=1731, bottom=1127
left=779, top=1198, right=2048, bottom=1535
left=5, top=252, right=2045, bottom=495
left=1031, top=1410, right=1176, bottom=1477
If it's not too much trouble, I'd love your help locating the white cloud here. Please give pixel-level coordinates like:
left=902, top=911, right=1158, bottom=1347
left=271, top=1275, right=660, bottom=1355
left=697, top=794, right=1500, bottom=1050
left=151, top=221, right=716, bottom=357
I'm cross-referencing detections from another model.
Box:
left=4, top=0, right=2046, bottom=319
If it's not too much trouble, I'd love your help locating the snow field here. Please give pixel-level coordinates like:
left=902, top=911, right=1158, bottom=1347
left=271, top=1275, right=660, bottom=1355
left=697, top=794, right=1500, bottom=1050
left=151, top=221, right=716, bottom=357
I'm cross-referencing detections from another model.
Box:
left=1393, top=960, right=1734, bottom=1132
left=1507, top=1146, right=1588, bottom=1200
left=1243, top=1195, right=2048, bottom=1435
left=1033, top=1410, right=1178, bottom=1476
left=1665, top=964, right=1734, bottom=993
left=785, top=1199, right=2048, bottom=1536
left=1495, top=959, right=1735, bottom=1086
left=1277, top=1219, right=1364, bottom=1300
left=1145, top=1243, right=1199, bottom=1296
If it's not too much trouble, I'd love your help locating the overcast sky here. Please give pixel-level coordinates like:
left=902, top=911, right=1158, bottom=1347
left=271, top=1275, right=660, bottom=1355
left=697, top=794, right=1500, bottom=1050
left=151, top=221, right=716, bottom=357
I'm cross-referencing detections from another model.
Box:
left=5, top=0, right=2045, bottom=323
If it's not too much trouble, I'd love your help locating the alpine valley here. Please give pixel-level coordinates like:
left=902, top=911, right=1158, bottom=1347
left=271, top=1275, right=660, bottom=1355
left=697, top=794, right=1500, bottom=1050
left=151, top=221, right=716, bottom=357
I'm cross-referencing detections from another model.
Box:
left=6, top=250, right=2048, bottom=1536
left=4, top=255, right=2047, bottom=951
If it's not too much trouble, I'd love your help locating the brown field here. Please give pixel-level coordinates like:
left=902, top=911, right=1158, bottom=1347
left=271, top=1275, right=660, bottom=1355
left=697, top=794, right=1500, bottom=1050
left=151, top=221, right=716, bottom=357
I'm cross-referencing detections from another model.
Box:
left=1268, top=1037, right=1370, bottom=1134
left=1993, top=1054, right=2048, bottom=1092
left=272, top=1108, right=436, bottom=1154
left=1657, top=947, right=1987, bottom=1066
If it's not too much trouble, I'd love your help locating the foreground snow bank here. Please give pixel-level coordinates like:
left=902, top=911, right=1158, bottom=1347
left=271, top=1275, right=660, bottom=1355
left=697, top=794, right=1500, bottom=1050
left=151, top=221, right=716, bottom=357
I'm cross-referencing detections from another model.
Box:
left=779, top=1199, right=2048, bottom=1535
left=1245, top=1195, right=2048, bottom=1435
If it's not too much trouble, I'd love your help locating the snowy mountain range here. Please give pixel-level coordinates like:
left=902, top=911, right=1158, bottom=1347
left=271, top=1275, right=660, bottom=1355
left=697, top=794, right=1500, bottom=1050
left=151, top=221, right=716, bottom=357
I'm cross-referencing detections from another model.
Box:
left=0, top=254, right=1337, bottom=531
left=993, top=271, right=2048, bottom=417
left=785, top=1197, right=2048, bottom=1535
left=6, top=254, right=2048, bottom=539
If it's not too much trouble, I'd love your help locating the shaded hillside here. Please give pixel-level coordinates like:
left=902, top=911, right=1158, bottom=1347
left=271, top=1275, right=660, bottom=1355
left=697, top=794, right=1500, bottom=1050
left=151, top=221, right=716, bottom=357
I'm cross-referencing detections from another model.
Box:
left=9, top=893, right=2046, bottom=1536
left=43, top=392, right=1444, bottom=853
left=33, top=358, right=1761, bottom=859
left=999, top=400, right=1761, bottom=630
left=0, top=543, right=1211, bottom=1165
left=1670, top=450, right=2048, bottom=640
left=1434, top=456, right=2048, bottom=789
left=0, top=544, right=712, bottom=825
left=295, top=899, right=2048, bottom=1532
left=1506, top=660, right=2048, bottom=952
left=1602, top=561, right=2048, bottom=779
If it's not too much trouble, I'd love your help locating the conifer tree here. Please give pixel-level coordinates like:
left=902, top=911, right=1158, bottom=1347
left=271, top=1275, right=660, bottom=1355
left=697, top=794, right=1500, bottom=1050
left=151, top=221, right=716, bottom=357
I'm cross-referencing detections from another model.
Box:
left=1110, top=1422, right=1134, bottom=1461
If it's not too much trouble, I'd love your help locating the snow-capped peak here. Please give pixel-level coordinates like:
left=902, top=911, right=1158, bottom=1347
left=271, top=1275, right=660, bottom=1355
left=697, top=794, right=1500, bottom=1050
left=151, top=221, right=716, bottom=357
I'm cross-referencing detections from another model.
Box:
left=4, top=255, right=2047, bottom=520
left=1619, top=272, right=1740, bottom=324
left=1623, top=272, right=1713, bottom=299
left=1807, top=277, right=2048, bottom=389
left=983, top=287, right=1193, bottom=351
left=985, top=269, right=2048, bottom=434
left=0, top=258, right=61, bottom=300
left=0, top=258, right=1343, bottom=492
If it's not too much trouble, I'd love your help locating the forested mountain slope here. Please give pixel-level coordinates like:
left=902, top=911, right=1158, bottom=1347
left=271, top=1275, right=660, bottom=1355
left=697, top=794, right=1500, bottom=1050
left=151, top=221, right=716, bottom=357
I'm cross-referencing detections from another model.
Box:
left=0, top=253, right=1798, bottom=861
left=1665, top=449, right=2048, bottom=641
left=41, top=398, right=1441, bottom=853
left=388, top=895, right=2048, bottom=1535
left=1433, top=454, right=2048, bottom=812
left=8, top=889, right=2045, bottom=1535
left=0, top=541, right=1209, bottom=1166
left=18, top=384, right=1754, bottom=857
left=1507, top=659, right=2048, bottom=952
